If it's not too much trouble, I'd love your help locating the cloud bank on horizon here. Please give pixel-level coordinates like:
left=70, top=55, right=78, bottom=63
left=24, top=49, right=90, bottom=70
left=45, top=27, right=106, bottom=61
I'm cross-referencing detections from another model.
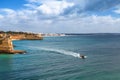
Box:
left=0, top=0, right=120, bottom=33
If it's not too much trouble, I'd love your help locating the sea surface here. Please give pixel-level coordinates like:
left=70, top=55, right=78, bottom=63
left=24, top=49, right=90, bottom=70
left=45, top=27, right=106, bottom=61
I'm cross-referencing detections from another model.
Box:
left=0, top=35, right=120, bottom=80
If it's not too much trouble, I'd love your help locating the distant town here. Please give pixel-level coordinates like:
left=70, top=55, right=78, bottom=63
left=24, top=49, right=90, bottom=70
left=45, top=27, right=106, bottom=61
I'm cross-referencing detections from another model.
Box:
left=0, top=31, right=66, bottom=38
left=1, top=31, right=120, bottom=38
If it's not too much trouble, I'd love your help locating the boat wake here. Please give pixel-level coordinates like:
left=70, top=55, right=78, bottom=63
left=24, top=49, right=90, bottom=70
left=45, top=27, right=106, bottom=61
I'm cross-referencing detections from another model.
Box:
left=40, top=48, right=81, bottom=58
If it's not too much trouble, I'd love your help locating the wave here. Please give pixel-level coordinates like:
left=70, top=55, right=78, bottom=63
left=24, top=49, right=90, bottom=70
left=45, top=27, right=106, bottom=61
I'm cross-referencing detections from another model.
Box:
left=40, top=48, right=81, bottom=58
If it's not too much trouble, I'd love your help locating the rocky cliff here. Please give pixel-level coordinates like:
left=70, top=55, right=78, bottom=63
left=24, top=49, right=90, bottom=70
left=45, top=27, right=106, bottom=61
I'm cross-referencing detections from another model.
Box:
left=0, top=31, right=43, bottom=54
left=0, top=31, right=43, bottom=40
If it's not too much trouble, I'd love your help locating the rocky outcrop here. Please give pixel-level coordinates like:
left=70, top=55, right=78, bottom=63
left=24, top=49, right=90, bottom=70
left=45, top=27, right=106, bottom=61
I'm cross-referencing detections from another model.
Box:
left=7, top=32, right=43, bottom=40
left=0, top=34, right=13, bottom=52
left=0, top=31, right=43, bottom=54
left=0, top=34, right=25, bottom=54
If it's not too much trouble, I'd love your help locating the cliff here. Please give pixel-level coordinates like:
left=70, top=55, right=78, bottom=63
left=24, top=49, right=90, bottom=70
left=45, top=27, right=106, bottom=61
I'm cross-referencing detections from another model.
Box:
left=0, top=34, right=13, bottom=52
left=0, top=34, right=25, bottom=54
left=0, top=31, right=43, bottom=40
left=0, top=31, right=43, bottom=54
left=10, top=33, right=43, bottom=40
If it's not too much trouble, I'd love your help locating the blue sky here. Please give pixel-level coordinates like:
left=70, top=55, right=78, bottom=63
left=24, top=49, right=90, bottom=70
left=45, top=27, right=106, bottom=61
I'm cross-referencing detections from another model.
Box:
left=0, top=0, right=26, bottom=9
left=0, top=0, right=120, bottom=33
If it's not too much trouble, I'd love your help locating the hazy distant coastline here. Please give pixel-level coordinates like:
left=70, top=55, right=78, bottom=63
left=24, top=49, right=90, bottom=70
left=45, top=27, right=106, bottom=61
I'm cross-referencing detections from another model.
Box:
left=65, top=33, right=120, bottom=36
left=1, top=31, right=120, bottom=38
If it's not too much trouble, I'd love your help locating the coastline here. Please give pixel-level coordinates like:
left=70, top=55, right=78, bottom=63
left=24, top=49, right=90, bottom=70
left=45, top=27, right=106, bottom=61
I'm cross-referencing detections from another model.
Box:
left=0, top=31, right=43, bottom=54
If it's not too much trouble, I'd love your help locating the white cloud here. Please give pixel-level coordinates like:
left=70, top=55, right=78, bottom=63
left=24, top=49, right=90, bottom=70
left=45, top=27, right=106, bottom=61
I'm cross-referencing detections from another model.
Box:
left=31, top=0, right=74, bottom=15
left=0, top=8, right=15, bottom=14
left=114, top=9, right=120, bottom=14
left=0, top=8, right=16, bottom=18
left=48, top=15, right=120, bottom=33
left=0, top=15, right=4, bottom=19
left=2, top=10, right=120, bottom=33
left=0, top=0, right=120, bottom=33
left=27, top=0, right=41, bottom=3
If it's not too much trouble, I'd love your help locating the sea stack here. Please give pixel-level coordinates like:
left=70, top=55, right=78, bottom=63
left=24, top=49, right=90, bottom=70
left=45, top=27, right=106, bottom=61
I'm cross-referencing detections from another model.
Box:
left=0, top=34, right=25, bottom=54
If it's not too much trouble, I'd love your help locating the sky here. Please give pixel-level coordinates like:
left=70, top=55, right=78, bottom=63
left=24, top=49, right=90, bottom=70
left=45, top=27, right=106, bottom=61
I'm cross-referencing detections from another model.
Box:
left=0, top=0, right=120, bottom=33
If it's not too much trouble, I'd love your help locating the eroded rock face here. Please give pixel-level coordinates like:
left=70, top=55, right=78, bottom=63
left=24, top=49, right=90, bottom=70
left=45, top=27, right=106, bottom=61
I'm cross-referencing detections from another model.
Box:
left=0, top=32, right=43, bottom=54
left=0, top=34, right=13, bottom=52
left=0, top=34, right=25, bottom=54
left=0, top=31, right=43, bottom=40
left=10, top=33, right=43, bottom=40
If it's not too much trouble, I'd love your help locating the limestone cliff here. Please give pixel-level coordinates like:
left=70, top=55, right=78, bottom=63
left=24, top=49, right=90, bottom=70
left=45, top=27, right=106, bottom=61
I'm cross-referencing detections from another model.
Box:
left=1, top=31, right=43, bottom=40
left=0, top=34, right=13, bottom=52
left=0, top=31, right=43, bottom=54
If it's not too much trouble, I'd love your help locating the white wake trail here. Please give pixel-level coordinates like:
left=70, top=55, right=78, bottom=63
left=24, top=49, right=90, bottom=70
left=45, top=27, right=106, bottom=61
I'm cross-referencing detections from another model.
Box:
left=41, top=48, right=80, bottom=58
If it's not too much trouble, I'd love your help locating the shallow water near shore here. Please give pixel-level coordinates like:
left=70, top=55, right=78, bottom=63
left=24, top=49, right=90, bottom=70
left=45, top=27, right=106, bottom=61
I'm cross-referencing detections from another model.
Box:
left=0, top=35, right=120, bottom=80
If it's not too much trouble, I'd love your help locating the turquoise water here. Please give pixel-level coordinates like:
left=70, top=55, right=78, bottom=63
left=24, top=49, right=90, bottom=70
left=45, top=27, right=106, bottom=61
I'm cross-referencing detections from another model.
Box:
left=1, top=35, right=120, bottom=80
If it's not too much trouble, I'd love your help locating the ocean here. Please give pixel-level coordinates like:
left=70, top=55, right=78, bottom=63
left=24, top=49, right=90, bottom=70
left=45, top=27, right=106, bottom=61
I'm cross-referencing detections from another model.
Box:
left=0, top=34, right=120, bottom=80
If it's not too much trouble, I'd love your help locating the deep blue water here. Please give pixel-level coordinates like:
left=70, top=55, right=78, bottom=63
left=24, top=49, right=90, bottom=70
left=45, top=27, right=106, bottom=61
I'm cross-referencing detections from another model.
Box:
left=1, top=35, right=120, bottom=80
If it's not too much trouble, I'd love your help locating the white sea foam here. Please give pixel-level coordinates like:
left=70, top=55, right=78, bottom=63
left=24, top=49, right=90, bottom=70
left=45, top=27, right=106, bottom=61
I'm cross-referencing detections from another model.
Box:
left=28, top=46, right=86, bottom=58
left=40, top=48, right=81, bottom=58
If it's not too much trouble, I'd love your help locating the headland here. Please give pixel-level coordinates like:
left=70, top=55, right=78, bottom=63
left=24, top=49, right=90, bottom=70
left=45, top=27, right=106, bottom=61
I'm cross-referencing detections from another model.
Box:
left=0, top=31, right=43, bottom=54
